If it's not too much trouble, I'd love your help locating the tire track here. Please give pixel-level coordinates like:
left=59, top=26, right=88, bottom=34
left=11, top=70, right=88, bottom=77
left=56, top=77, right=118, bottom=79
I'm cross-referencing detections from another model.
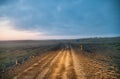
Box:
left=71, top=48, right=86, bottom=79
left=62, top=49, right=77, bottom=79
left=13, top=50, right=59, bottom=79
left=17, top=53, right=56, bottom=79
left=35, top=49, right=64, bottom=79
left=43, top=49, right=67, bottom=79
left=13, top=47, right=86, bottom=79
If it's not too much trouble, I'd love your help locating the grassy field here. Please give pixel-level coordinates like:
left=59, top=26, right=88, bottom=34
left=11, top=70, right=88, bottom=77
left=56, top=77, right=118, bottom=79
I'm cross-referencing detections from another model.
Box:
left=0, top=37, right=120, bottom=79
left=0, top=40, right=61, bottom=72
left=72, top=37, right=120, bottom=78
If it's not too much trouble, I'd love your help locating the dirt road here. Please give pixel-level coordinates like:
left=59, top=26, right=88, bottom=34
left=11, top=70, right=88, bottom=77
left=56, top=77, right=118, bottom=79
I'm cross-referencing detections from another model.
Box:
left=1, top=44, right=116, bottom=79
left=12, top=47, right=86, bottom=79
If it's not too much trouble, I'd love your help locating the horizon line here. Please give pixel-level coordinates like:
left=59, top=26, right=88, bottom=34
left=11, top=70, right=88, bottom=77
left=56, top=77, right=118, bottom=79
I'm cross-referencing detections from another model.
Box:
left=0, top=36, right=119, bottom=41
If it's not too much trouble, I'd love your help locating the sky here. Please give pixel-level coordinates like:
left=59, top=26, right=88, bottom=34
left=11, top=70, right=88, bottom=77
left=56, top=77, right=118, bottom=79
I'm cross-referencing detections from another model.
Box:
left=0, top=0, right=120, bottom=40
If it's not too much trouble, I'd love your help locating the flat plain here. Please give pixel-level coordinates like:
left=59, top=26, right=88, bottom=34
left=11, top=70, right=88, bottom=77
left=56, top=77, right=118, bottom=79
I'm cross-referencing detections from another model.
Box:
left=0, top=37, right=120, bottom=79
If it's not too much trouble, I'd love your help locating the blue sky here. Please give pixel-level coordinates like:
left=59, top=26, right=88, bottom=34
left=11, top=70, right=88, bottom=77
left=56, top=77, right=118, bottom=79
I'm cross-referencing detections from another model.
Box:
left=0, top=0, right=120, bottom=40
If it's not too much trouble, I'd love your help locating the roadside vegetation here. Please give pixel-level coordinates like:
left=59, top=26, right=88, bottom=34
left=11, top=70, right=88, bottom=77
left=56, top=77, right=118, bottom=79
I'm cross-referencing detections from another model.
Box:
left=0, top=37, right=120, bottom=79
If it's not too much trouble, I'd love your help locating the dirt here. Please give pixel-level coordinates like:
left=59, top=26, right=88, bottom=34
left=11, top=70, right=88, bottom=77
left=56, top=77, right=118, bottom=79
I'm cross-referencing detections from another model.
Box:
left=1, top=46, right=119, bottom=79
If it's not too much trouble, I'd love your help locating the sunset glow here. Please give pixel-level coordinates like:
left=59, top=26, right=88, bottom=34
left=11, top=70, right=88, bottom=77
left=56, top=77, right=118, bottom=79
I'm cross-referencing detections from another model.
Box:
left=0, top=19, right=42, bottom=40
left=0, top=0, right=119, bottom=40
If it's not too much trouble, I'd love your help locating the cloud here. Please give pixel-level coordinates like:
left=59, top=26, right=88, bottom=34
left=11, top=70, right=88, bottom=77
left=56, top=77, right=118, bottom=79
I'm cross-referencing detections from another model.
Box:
left=0, top=18, right=119, bottom=40
left=57, top=5, right=62, bottom=12
left=0, top=0, right=9, bottom=5
left=0, top=18, right=43, bottom=40
left=0, top=0, right=119, bottom=39
left=0, top=18, right=82, bottom=40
